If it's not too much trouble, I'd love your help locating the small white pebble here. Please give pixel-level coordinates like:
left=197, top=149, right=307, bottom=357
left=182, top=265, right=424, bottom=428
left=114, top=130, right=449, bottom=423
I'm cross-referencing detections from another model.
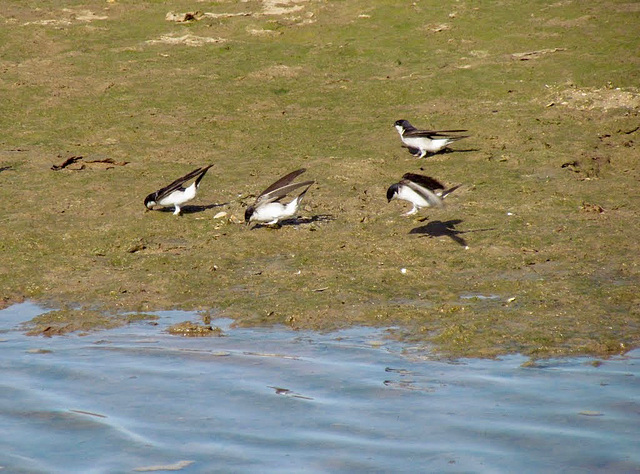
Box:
left=465, top=246, right=470, bottom=250
left=507, top=212, right=513, bottom=216
left=400, top=268, right=407, bottom=274
left=507, top=297, right=516, bottom=303
left=213, top=211, right=227, bottom=219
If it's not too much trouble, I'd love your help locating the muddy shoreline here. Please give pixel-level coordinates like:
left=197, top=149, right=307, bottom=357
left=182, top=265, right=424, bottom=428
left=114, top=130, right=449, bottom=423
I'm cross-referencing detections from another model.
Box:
left=1, top=1, right=638, bottom=358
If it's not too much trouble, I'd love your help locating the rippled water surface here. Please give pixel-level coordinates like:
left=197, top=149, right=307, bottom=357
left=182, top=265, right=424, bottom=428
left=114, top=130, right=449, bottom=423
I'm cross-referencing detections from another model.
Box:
left=1, top=302, right=638, bottom=473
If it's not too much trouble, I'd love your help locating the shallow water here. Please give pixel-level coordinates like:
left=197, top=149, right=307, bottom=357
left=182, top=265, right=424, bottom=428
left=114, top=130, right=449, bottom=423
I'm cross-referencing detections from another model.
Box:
left=1, top=302, right=638, bottom=473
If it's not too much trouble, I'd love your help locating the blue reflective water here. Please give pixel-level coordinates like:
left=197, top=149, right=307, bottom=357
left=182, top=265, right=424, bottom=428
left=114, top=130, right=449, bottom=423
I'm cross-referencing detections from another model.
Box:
left=1, top=302, right=638, bottom=473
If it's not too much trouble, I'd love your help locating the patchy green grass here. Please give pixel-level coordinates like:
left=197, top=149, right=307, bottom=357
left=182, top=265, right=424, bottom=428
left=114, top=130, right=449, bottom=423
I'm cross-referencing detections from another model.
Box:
left=1, top=0, right=639, bottom=358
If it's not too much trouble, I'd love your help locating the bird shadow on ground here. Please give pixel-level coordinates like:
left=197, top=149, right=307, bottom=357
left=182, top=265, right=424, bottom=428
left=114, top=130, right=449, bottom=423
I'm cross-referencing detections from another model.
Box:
left=250, top=214, right=335, bottom=229
left=0, top=166, right=13, bottom=173
left=445, top=147, right=481, bottom=154
left=409, top=219, right=496, bottom=247
left=156, top=202, right=229, bottom=215
left=403, top=146, right=481, bottom=158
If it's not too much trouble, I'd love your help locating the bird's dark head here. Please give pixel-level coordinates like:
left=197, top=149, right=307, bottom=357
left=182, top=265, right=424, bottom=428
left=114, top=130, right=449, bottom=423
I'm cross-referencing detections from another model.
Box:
left=244, top=205, right=255, bottom=224
left=394, top=119, right=415, bottom=134
left=144, top=193, right=156, bottom=209
left=386, top=183, right=400, bottom=203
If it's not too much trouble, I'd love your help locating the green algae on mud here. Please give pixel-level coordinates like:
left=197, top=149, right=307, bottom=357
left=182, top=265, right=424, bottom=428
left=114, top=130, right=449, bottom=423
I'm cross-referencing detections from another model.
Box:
left=167, top=313, right=225, bottom=337
left=21, top=309, right=159, bottom=337
left=1, top=0, right=639, bottom=358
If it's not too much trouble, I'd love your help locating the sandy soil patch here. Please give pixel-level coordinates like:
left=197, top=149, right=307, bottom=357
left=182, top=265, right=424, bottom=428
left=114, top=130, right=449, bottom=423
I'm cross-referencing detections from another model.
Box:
left=246, top=65, right=303, bottom=79
left=146, top=34, right=227, bottom=47
left=22, top=9, right=107, bottom=26
left=263, top=0, right=307, bottom=16
left=547, top=86, right=640, bottom=111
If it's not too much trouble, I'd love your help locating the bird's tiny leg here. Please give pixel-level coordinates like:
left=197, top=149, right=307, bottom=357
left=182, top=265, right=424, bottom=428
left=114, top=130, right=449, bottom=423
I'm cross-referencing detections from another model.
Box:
left=403, top=207, right=418, bottom=216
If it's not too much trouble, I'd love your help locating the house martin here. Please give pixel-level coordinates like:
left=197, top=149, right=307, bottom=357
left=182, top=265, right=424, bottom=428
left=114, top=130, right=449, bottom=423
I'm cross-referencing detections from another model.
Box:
left=394, top=119, right=468, bottom=158
left=245, top=168, right=314, bottom=227
left=387, top=172, right=460, bottom=216
left=144, top=164, right=213, bottom=215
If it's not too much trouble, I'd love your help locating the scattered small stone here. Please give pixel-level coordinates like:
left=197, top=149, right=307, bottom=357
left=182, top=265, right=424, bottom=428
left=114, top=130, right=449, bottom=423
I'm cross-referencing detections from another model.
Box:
left=428, top=23, right=451, bottom=32
left=581, top=202, right=605, bottom=214
left=213, top=211, right=228, bottom=219
left=165, top=11, right=204, bottom=22
left=126, top=241, right=146, bottom=253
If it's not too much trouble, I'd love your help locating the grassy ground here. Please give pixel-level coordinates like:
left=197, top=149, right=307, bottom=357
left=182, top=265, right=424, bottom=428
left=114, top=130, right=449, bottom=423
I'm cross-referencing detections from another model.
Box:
left=1, top=0, right=638, bottom=358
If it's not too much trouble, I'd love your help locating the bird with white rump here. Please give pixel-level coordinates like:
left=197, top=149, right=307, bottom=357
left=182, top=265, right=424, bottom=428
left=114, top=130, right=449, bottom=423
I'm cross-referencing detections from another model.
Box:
left=387, top=172, right=461, bottom=216
left=244, top=168, right=315, bottom=227
left=144, top=164, right=213, bottom=216
left=394, top=119, right=469, bottom=158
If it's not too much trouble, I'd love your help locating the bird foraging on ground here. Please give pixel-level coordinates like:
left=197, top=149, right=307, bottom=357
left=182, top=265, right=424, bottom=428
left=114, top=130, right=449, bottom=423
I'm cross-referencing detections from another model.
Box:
left=387, top=172, right=460, bottom=216
left=245, top=168, right=314, bottom=227
left=144, top=164, right=213, bottom=216
left=394, top=119, right=468, bottom=158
